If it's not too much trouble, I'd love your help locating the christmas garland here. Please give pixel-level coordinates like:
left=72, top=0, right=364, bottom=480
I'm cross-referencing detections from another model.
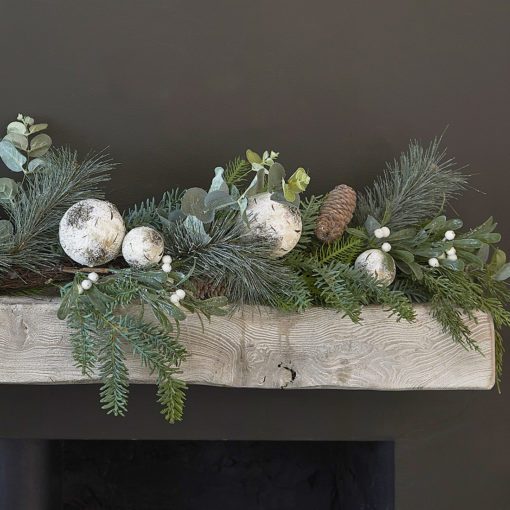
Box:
left=1, top=114, right=509, bottom=423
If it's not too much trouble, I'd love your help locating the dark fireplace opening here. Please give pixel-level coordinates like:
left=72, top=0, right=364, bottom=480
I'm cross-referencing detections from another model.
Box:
left=0, top=440, right=394, bottom=510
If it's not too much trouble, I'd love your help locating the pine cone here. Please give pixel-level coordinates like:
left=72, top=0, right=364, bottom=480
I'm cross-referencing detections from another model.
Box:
left=193, top=279, right=227, bottom=300
left=315, top=184, right=357, bottom=243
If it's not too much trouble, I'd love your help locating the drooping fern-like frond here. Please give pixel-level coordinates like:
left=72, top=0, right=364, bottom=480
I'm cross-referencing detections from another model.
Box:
left=124, top=189, right=184, bottom=229
left=224, top=156, right=251, bottom=186
left=312, top=234, right=364, bottom=266
left=354, top=136, right=467, bottom=229
left=294, top=195, right=324, bottom=251
left=59, top=267, right=228, bottom=422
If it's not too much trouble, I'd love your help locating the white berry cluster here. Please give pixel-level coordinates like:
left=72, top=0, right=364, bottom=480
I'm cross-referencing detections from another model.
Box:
left=428, top=230, right=458, bottom=267
left=161, top=255, right=172, bottom=273
left=170, top=288, right=186, bottom=305
left=374, top=226, right=391, bottom=252
left=79, top=271, right=99, bottom=292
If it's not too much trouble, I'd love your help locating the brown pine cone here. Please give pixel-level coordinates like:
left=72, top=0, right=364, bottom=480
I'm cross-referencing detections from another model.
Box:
left=315, top=184, right=357, bottom=243
left=193, top=279, right=227, bottom=300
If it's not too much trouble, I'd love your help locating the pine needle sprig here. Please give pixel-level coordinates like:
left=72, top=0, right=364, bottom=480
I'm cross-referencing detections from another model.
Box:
left=0, top=148, right=113, bottom=277
left=163, top=213, right=302, bottom=307
left=354, top=137, right=467, bottom=229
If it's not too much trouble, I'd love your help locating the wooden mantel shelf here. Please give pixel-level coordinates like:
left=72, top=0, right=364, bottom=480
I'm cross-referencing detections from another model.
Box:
left=0, top=297, right=495, bottom=390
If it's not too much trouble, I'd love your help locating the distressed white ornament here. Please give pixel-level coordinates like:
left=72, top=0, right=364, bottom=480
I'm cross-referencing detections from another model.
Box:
left=245, top=192, right=302, bottom=257
left=122, top=226, right=164, bottom=268
left=444, top=230, right=456, bottom=241
left=59, top=199, right=125, bottom=267
left=354, top=249, right=396, bottom=287
left=428, top=257, right=440, bottom=267
left=381, top=242, right=392, bottom=252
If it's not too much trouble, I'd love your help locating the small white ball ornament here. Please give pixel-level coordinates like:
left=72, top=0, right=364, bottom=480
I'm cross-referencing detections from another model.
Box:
left=444, top=230, right=456, bottom=241
left=428, top=257, right=440, bottom=267
left=354, top=249, right=396, bottom=287
left=381, top=242, right=392, bottom=252
left=245, top=192, right=302, bottom=257
left=162, top=255, right=172, bottom=264
left=170, top=293, right=181, bottom=305
left=175, top=289, right=186, bottom=299
left=374, top=228, right=384, bottom=239
left=88, top=272, right=99, bottom=283
left=446, top=247, right=456, bottom=256
left=380, top=226, right=391, bottom=238
left=81, top=279, right=93, bottom=290
left=447, top=253, right=458, bottom=261
left=162, top=263, right=172, bottom=273
left=122, top=226, right=164, bottom=268
left=59, top=199, right=126, bottom=267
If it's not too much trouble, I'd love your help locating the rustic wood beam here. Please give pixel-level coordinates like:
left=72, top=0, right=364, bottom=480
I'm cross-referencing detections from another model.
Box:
left=0, top=297, right=495, bottom=389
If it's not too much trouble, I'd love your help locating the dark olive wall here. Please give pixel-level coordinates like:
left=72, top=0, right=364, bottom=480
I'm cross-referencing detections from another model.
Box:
left=1, top=1, right=510, bottom=508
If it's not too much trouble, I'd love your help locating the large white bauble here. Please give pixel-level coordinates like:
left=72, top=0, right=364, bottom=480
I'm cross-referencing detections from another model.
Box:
left=122, top=226, right=165, bottom=268
left=245, top=192, right=302, bottom=257
left=354, top=248, right=396, bottom=287
left=59, top=199, right=126, bottom=267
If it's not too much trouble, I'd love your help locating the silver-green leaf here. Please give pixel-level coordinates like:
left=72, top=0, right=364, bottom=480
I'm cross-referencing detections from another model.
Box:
left=29, top=133, right=52, bottom=157
left=0, top=140, right=26, bottom=172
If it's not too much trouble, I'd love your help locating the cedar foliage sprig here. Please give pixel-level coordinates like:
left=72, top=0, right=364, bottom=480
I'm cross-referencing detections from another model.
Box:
left=59, top=267, right=228, bottom=422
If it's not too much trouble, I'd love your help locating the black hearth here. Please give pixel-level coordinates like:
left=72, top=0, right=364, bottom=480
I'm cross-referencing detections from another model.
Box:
left=0, top=440, right=394, bottom=510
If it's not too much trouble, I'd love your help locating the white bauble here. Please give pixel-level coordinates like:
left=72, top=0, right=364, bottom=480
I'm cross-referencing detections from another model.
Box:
left=59, top=199, right=125, bottom=267
left=354, top=248, right=396, bottom=287
left=245, top=192, right=302, bottom=257
left=122, top=226, right=165, bottom=268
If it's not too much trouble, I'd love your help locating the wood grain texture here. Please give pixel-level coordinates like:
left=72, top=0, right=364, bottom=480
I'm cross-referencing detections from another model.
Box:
left=0, top=297, right=495, bottom=389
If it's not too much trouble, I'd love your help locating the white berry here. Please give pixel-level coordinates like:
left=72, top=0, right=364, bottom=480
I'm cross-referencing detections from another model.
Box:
left=162, top=255, right=172, bottom=264
left=88, top=272, right=99, bottom=282
left=81, top=279, right=93, bottom=290
left=444, top=230, right=456, bottom=241
left=175, top=289, right=186, bottom=299
left=374, top=228, right=384, bottom=239
left=162, top=263, right=172, bottom=273
left=380, top=226, right=391, bottom=238
left=170, top=293, right=180, bottom=305
left=381, top=242, right=392, bottom=252
left=428, top=257, right=440, bottom=268
left=446, top=247, right=456, bottom=256
left=447, top=253, right=458, bottom=261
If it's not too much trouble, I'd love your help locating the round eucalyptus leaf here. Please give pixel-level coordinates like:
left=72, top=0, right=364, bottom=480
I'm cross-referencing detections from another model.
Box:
left=0, top=140, right=26, bottom=172
left=0, top=219, right=14, bottom=240
left=0, top=177, right=19, bottom=201
left=29, top=133, right=52, bottom=157
left=246, top=149, right=262, bottom=164
left=4, top=132, right=28, bottom=151
left=27, top=158, right=46, bottom=173
left=267, top=163, right=285, bottom=192
left=29, top=123, right=48, bottom=134
left=6, top=121, right=27, bottom=135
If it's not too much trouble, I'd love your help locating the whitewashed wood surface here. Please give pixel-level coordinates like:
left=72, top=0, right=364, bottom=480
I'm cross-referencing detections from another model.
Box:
left=0, top=297, right=495, bottom=389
